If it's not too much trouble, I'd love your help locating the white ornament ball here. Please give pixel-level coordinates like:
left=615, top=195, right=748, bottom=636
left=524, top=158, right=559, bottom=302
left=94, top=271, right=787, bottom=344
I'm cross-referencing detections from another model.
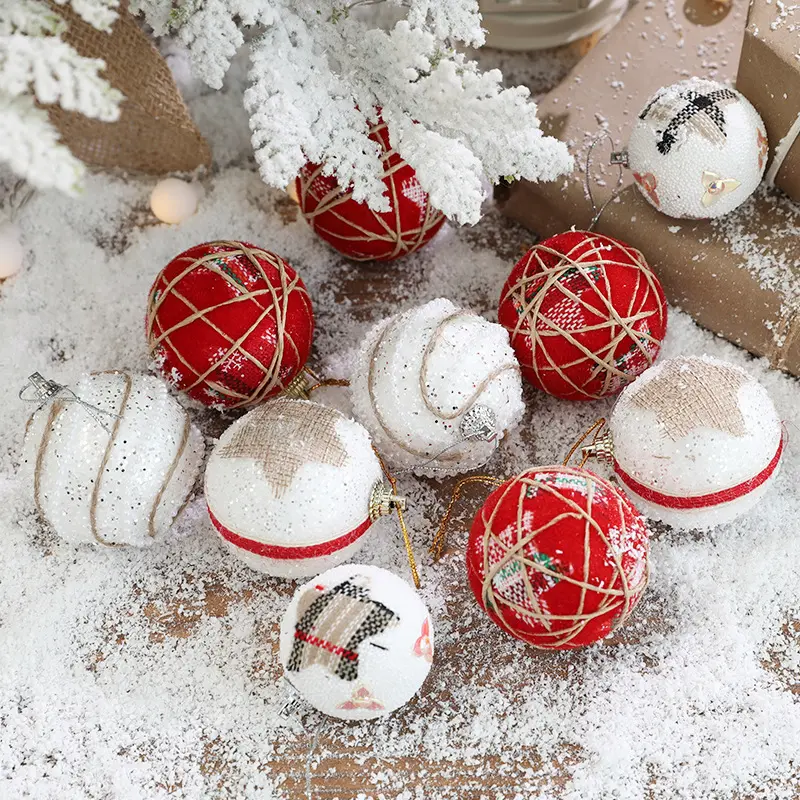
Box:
left=280, top=563, right=433, bottom=720
left=150, top=178, right=199, bottom=224
left=22, top=371, right=204, bottom=546
left=628, top=78, right=767, bottom=219
left=350, top=298, right=525, bottom=477
left=609, top=355, right=783, bottom=530
left=0, top=221, right=24, bottom=278
left=205, top=398, right=391, bottom=578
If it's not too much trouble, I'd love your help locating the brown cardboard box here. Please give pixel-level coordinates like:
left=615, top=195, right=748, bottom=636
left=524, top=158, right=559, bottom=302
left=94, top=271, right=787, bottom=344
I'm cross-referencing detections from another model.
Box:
left=498, top=0, right=800, bottom=376
left=737, top=0, right=800, bottom=203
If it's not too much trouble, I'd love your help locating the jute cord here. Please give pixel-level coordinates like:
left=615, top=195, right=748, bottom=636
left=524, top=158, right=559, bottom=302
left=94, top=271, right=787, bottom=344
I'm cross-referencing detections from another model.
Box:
left=501, top=233, right=664, bottom=400
left=146, top=241, right=312, bottom=408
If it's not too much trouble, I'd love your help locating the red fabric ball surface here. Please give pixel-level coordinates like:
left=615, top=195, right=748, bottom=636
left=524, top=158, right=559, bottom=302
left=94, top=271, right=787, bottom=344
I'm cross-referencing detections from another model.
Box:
left=466, top=465, right=650, bottom=649
left=294, top=121, right=445, bottom=262
left=498, top=231, right=667, bottom=400
left=146, top=241, right=314, bottom=409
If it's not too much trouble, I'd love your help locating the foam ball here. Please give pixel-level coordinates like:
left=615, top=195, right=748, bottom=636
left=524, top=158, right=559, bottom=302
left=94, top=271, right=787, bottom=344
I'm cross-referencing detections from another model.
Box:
left=279, top=563, right=433, bottom=719
left=294, top=120, right=445, bottom=262
left=498, top=231, right=667, bottom=401
left=0, top=221, right=24, bottom=278
left=350, top=298, right=525, bottom=477
left=146, top=241, right=314, bottom=409
left=150, top=178, right=198, bottom=224
left=466, top=465, right=650, bottom=649
left=21, top=372, right=204, bottom=546
left=628, top=78, right=767, bottom=219
left=608, top=355, right=784, bottom=530
left=205, top=399, right=397, bottom=578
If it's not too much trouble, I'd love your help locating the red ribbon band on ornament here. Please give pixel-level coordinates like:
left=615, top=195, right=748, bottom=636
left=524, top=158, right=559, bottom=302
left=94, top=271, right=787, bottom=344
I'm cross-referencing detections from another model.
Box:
left=613, top=433, right=785, bottom=510
left=207, top=507, right=373, bottom=560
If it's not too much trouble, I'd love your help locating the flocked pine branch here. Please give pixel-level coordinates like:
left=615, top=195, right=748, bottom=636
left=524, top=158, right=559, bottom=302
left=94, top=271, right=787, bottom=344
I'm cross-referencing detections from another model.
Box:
left=0, top=0, right=123, bottom=193
left=133, top=0, right=572, bottom=225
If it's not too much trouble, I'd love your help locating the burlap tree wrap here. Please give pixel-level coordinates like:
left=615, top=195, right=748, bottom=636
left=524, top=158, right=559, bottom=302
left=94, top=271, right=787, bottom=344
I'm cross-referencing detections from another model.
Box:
left=48, top=1, right=211, bottom=175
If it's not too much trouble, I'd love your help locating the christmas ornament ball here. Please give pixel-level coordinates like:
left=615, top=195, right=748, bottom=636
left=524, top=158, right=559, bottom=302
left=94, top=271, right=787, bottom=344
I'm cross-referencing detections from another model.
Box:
left=205, top=399, right=397, bottom=578
left=608, top=355, right=784, bottom=530
left=498, top=231, right=667, bottom=400
left=628, top=77, right=767, bottom=219
left=21, top=371, right=204, bottom=547
left=350, top=298, right=525, bottom=477
left=466, top=465, right=649, bottom=649
left=150, top=178, right=198, bottom=224
left=280, top=563, right=433, bottom=720
left=146, top=241, right=313, bottom=409
left=294, top=120, right=445, bottom=261
left=0, top=221, right=24, bottom=278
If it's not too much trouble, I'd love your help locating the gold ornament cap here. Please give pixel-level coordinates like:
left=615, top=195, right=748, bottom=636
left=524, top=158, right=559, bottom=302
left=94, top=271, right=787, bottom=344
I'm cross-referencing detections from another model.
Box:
left=282, top=372, right=311, bottom=400
left=582, top=430, right=615, bottom=464
left=369, top=481, right=407, bottom=522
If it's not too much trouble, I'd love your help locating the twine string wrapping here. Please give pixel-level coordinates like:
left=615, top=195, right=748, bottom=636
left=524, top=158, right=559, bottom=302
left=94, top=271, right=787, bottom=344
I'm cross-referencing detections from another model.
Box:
left=430, top=475, right=505, bottom=561
left=372, top=447, right=420, bottom=588
left=478, top=467, right=649, bottom=648
left=146, top=241, right=312, bottom=408
left=500, top=234, right=665, bottom=399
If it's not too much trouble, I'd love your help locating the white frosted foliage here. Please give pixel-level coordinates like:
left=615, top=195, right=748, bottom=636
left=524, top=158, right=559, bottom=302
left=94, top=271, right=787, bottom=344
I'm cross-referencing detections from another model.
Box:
left=204, top=399, right=385, bottom=578
left=280, top=563, right=433, bottom=720
left=610, top=355, right=783, bottom=530
left=628, top=78, right=767, bottom=220
left=20, top=371, right=204, bottom=546
left=350, top=297, right=525, bottom=478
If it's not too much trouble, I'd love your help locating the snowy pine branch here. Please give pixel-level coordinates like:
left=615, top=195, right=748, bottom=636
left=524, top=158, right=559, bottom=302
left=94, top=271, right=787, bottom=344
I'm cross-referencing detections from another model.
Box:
left=0, top=0, right=123, bottom=193
left=136, top=0, right=573, bottom=225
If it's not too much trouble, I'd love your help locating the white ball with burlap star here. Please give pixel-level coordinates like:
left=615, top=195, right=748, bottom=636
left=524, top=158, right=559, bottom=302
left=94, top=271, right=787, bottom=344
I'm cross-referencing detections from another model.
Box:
left=279, top=563, right=434, bottom=720
left=205, top=398, right=397, bottom=577
left=608, top=356, right=784, bottom=530
left=628, top=78, right=767, bottom=219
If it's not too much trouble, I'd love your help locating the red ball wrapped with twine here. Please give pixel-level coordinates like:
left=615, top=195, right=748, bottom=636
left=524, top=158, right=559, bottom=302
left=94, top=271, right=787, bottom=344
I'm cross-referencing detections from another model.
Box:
left=466, top=465, right=650, bottom=649
left=498, top=231, right=667, bottom=401
left=146, top=241, right=314, bottom=409
left=294, top=120, right=446, bottom=262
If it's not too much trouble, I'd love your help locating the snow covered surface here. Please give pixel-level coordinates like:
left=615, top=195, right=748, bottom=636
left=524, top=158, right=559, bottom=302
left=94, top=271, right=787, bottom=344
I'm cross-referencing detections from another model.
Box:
left=1, top=39, right=800, bottom=800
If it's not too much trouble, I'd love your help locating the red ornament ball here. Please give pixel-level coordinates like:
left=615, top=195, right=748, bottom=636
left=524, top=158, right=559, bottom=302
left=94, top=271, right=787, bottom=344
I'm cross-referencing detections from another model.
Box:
left=498, top=231, right=667, bottom=400
left=146, top=241, right=314, bottom=409
left=466, top=465, right=650, bottom=649
left=294, top=120, right=445, bottom=262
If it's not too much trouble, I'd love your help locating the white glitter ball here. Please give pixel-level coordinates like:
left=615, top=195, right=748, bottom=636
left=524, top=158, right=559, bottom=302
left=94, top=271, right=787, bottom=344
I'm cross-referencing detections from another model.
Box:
left=627, top=78, right=767, bottom=219
left=609, top=355, right=783, bottom=530
left=205, top=399, right=386, bottom=578
left=350, top=297, right=525, bottom=478
left=279, top=563, right=434, bottom=720
left=0, top=221, right=24, bottom=278
left=150, top=178, right=199, bottom=224
left=21, top=372, right=204, bottom=546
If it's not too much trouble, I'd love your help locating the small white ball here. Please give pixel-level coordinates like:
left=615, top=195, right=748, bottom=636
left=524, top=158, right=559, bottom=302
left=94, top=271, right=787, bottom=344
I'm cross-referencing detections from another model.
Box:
left=609, top=355, right=783, bottom=530
left=21, top=372, right=204, bottom=546
left=628, top=78, right=767, bottom=219
left=150, top=178, right=198, bottom=224
left=205, top=399, right=386, bottom=578
left=0, top=221, right=24, bottom=278
left=280, top=563, right=434, bottom=720
left=350, top=298, right=525, bottom=477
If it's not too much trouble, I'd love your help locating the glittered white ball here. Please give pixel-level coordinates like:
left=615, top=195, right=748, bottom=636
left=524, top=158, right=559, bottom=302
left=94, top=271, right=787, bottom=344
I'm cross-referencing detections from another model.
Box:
left=280, top=563, right=434, bottom=720
left=150, top=178, right=198, bottom=224
left=609, top=356, right=783, bottom=530
left=205, top=399, right=387, bottom=578
left=21, top=372, right=204, bottom=546
left=0, top=221, right=24, bottom=278
left=350, top=298, right=525, bottom=477
left=628, top=78, right=767, bottom=219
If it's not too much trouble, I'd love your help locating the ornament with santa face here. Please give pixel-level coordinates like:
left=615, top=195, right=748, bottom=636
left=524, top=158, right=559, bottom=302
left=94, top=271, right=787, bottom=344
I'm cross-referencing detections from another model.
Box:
left=627, top=78, right=767, bottom=219
left=598, top=356, right=785, bottom=530
left=205, top=399, right=404, bottom=577
left=279, top=563, right=433, bottom=720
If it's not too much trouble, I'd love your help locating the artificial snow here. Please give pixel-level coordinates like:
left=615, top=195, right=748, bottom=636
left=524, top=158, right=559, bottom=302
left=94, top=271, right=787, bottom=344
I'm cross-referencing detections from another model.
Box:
left=1, top=39, right=800, bottom=800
